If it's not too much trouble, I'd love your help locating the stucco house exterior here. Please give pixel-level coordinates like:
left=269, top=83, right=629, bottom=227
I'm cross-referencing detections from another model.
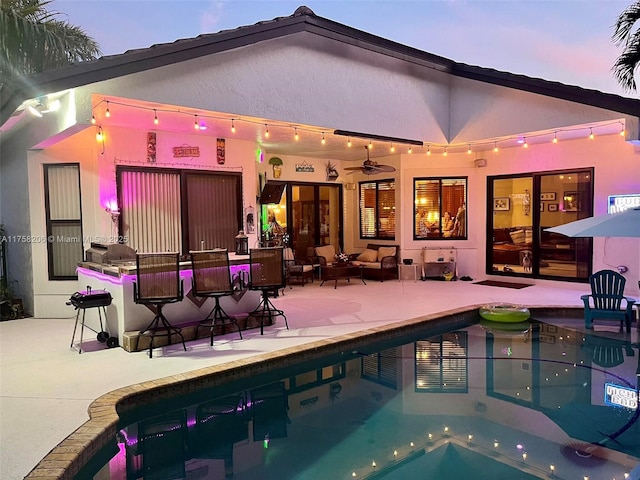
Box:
left=1, top=6, right=639, bottom=319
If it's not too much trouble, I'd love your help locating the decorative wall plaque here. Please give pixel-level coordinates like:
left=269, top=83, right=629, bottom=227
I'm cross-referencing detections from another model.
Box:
left=172, top=145, right=200, bottom=158
left=216, top=138, right=225, bottom=164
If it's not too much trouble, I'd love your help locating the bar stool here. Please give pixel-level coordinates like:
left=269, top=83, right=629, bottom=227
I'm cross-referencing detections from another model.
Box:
left=134, top=252, right=186, bottom=358
left=190, top=249, right=242, bottom=345
left=248, top=247, right=288, bottom=335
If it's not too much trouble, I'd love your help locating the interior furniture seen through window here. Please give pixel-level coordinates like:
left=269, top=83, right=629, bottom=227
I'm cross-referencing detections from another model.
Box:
left=488, top=169, right=592, bottom=281
left=44, top=163, right=83, bottom=280
left=414, top=177, right=467, bottom=240
left=359, top=179, right=395, bottom=240
left=118, top=167, right=242, bottom=255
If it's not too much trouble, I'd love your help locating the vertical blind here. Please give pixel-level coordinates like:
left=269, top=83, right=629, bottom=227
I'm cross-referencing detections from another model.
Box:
left=186, top=173, right=239, bottom=251
left=45, top=164, right=83, bottom=279
left=121, top=170, right=181, bottom=253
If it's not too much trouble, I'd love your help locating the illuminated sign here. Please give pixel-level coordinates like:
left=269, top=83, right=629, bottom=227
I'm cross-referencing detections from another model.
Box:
left=604, top=383, right=638, bottom=409
left=608, top=194, right=640, bottom=213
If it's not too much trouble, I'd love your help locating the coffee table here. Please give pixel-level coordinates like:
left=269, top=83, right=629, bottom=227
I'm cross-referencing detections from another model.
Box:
left=320, top=263, right=366, bottom=289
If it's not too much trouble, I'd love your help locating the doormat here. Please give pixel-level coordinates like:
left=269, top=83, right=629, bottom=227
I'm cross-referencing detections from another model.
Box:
left=473, top=280, right=533, bottom=289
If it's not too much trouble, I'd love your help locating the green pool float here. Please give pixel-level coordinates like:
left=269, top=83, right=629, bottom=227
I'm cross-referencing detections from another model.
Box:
left=479, top=303, right=531, bottom=322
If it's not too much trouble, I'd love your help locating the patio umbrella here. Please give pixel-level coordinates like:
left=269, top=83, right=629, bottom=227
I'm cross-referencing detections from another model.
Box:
left=545, top=207, right=640, bottom=238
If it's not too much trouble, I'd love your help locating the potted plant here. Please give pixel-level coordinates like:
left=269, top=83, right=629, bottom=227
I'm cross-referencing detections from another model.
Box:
left=268, top=157, right=283, bottom=178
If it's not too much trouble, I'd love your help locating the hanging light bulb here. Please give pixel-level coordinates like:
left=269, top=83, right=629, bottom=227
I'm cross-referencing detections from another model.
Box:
left=589, top=128, right=594, bottom=140
left=552, top=132, right=558, bottom=144
left=321, top=132, right=326, bottom=145
left=294, top=128, right=299, bottom=141
left=619, top=122, right=625, bottom=137
left=96, top=126, right=104, bottom=142
left=467, top=144, right=472, bottom=154
left=368, top=140, right=373, bottom=150
left=231, top=119, right=236, bottom=133
left=408, top=146, right=412, bottom=154
left=105, top=101, right=110, bottom=118
left=443, top=147, right=448, bottom=156
left=493, top=142, right=498, bottom=153
left=91, top=113, right=96, bottom=125
left=523, top=137, right=528, bottom=148
left=390, top=144, right=395, bottom=153
left=153, top=109, right=159, bottom=125
left=426, top=145, right=431, bottom=155
left=194, top=115, right=200, bottom=130
left=265, top=124, right=270, bottom=138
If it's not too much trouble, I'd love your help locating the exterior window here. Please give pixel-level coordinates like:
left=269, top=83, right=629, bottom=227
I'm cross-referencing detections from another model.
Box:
left=415, top=333, right=468, bottom=393
left=118, top=167, right=242, bottom=254
left=361, top=347, right=398, bottom=389
left=359, top=179, right=395, bottom=240
left=414, top=177, right=467, bottom=239
left=44, top=164, right=83, bottom=280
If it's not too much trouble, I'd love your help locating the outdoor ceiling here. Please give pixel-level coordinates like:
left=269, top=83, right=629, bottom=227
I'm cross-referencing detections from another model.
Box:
left=86, top=96, right=629, bottom=162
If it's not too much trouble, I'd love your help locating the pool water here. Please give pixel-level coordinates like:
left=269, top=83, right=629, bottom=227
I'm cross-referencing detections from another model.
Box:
left=86, top=317, right=639, bottom=479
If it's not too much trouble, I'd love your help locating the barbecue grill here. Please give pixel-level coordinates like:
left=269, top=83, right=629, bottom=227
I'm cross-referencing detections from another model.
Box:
left=67, top=286, right=117, bottom=353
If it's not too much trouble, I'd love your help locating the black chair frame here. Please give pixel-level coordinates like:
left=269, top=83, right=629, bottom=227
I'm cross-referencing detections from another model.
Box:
left=134, top=253, right=187, bottom=358
left=190, top=249, right=242, bottom=345
left=248, top=247, right=289, bottom=335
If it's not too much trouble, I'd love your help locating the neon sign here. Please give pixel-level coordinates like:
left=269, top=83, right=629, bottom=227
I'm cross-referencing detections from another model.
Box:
left=604, top=383, right=638, bottom=409
left=608, top=194, right=640, bottom=213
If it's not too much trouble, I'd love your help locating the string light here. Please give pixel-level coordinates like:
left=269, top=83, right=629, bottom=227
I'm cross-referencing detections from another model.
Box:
left=408, top=146, right=412, bottom=154
left=321, top=132, right=326, bottom=145
left=95, top=126, right=104, bottom=142
left=294, top=128, right=299, bottom=140
left=194, top=115, right=199, bottom=130
left=89, top=98, right=625, bottom=154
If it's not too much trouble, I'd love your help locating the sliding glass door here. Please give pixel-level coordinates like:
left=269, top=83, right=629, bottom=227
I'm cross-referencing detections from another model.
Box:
left=488, top=169, right=593, bottom=281
left=265, top=182, right=343, bottom=259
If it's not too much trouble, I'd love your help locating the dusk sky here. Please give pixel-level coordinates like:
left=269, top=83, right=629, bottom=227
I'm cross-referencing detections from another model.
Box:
left=54, top=0, right=637, bottom=98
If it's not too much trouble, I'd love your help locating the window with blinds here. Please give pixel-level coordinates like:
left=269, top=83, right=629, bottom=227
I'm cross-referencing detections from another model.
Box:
left=414, top=177, right=467, bottom=240
left=415, top=332, right=468, bottom=392
left=361, top=347, right=398, bottom=389
left=118, top=167, right=241, bottom=254
left=359, top=179, right=395, bottom=240
left=44, top=164, right=83, bottom=280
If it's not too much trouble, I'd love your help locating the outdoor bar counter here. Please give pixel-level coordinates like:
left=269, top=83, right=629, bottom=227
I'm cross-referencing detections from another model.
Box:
left=76, top=253, right=263, bottom=350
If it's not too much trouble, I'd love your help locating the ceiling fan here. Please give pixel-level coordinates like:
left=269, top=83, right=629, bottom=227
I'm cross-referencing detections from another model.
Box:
left=344, top=146, right=396, bottom=175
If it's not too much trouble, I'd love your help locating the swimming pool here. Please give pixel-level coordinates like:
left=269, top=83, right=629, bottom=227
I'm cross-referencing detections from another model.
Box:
left=79, top=312, right=639, bottom=479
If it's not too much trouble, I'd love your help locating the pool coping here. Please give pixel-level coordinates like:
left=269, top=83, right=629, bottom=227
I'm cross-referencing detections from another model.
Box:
left=24, top=304, right=585, bottom=479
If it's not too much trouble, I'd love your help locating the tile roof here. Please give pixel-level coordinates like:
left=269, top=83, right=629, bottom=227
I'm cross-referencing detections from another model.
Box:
left=2, top=5, right=638, bottom=126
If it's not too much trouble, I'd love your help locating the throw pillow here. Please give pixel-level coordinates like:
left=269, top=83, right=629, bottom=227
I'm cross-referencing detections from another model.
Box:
left=315, top=245, right=336, bottom=262
left=509, top=230, right=526, bottom=244
left=357, top=248, right=378, bottom=262
left=377, top=246, right=396, bottom=262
